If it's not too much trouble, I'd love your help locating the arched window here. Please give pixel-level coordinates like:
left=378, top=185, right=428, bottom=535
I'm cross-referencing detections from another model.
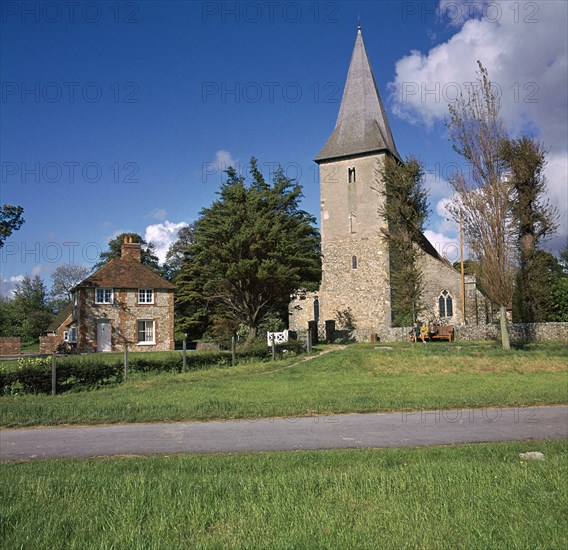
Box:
left=352, top=255, right=358, bottom=269
left=439, top=290, right=453, bottom=318
left=348, top=167, right=356, bottom=183
left=313, top=298, right=320, bottom=323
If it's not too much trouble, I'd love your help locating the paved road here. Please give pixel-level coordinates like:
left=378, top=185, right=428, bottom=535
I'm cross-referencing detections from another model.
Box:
left=1, top=406, right=566, bottom=461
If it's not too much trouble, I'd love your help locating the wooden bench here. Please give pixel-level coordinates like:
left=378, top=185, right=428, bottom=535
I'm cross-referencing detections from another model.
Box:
left=430, top=325, right=455, bottom=342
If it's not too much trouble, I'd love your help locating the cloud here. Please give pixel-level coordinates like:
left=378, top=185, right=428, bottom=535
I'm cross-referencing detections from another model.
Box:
left=392, top=1, right=568, bottom=251
left=390, top=1, right=568, bottom=149
left=144, top=221, right=189, bottom=264
left=214, top=150, right=236, bottom=168
left=0, top=274, right=25, bottom=297
left=424, top=229, right=462, bottom=263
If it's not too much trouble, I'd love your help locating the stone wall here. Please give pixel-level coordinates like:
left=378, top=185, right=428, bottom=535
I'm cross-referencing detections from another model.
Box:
left=455, top=322, right=568, bottom=342
left=0, top=337, right=20, bottom=356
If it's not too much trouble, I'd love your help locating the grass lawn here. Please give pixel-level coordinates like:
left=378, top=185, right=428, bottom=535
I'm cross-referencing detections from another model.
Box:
left=1, top=440, right=566, bottom=549
left=1, top=341, right=566, bottom=428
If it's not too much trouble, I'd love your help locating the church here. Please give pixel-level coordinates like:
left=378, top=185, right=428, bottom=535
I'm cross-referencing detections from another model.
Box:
left=289, top=27, right=489, bottom=341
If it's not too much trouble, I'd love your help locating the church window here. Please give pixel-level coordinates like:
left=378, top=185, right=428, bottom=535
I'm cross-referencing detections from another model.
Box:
left=313, top=298, right=320, bottom=323
left=348, top=167, right=356, bottom=183
left=352, top=255, right=358, bottom=269
left=439, top=290, right=453, bottom=318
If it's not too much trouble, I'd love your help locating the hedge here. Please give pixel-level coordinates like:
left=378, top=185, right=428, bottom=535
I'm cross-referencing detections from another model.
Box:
left=0, top=340, right=306, bottom=395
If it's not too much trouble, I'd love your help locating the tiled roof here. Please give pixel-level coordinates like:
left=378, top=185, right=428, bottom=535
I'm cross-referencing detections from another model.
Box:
left=46, top=303, right=73, bottom=332
left=76, top=257, right=176, bottom=290
left=315, top=28, right=400, bottom=163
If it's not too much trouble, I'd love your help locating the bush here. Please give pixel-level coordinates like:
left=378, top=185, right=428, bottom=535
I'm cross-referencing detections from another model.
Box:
left=0, top=340, right=307, bottom=395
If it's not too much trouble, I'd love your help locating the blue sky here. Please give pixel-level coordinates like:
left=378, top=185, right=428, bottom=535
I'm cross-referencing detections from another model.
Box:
left=1, top=0, right=567, bottom=295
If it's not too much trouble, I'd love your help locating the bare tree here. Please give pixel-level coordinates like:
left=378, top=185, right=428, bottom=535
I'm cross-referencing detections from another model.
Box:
left=51, top=264, right=90, bottom=304
left=447, top=62, right=516, bottom=350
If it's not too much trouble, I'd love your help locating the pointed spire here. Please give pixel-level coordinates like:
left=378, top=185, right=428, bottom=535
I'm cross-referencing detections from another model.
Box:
left=315, top=28, right=400, bottom=163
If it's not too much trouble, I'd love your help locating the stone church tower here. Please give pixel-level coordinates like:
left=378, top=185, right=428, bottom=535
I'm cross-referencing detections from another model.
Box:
left=289, top=27, right=489, bottom=339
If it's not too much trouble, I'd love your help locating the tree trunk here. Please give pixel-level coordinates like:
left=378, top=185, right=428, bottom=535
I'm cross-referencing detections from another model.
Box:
left=499, top=304, right=510, bottom=350
left=244, top=325, right=257, bottom=348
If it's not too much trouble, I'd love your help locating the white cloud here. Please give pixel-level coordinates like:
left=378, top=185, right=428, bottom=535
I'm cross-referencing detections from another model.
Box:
left=424, top=229, right=462, bottom=263
left=0, top=274, right=25, bottom=297
left=392, top=1, right=568, bottom=251
left=214, top=150, right=236, bottom=169
left=144, top=221, right=189, bottom=264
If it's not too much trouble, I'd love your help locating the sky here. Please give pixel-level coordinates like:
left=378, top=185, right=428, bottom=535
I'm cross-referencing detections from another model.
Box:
left=1, top=0, right=567, bottom=296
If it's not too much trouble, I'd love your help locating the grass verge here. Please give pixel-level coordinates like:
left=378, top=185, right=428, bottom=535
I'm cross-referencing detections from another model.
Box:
left=1, top=440, right=566, bottom=549
left=1, top=341, right=566, bottom=428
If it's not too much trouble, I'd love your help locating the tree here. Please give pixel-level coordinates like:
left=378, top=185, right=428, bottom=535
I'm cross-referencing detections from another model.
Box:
left=500, top=137, right=558, bottom=322
left=176, top=157, right=321, bottom=345
left=378, top=155, right=429, bottom=326
left=11, top=275, right=53, bottom=343
left=447, top=61, right=515, bottom=350
left=93, top=233, right=161, bottom=272
left=0, top=205, right=24, bottom=247
left=163, top=224, right=195, bottom=281
left=50, top=264, right=90, bottom=309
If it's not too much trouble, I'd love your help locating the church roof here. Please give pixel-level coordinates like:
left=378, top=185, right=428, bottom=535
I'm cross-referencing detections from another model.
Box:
left=315, top=27, right=400, bottom=163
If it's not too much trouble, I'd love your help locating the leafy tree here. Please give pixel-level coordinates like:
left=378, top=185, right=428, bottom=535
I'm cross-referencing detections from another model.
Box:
left=163, top=224, right=195, bottom=281
left=93, top=233, right=160, bottom=272
left=0, top=205, right=24, bottom=247
left=176, top=158, right=321, bottom=345
left=500, top=137, right=558, bottom=322
left=378, top=155, right=429, bottom=326
left=10, top=275, right=53, bottom=343
left=50, top=264, right=90, bottom=311
left=447, top=62, right=515, bottom=350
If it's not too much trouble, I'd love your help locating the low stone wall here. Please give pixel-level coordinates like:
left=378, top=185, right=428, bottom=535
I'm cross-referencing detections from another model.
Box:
left=0, top=337, right=21, bottom=356
left=455, top=322, right=568, bottom=343
left=299, top=322, right=568, bottom=343
left=39, top=334, right=58, bottom=355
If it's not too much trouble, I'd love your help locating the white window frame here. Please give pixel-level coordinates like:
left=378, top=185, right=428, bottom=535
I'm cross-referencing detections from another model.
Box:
left=95, top=288, right=113, bottom=304
left=138, top=288, right=154, bottom=304
left=63, top=331, right=69, bottom=342
left=137, top=319, right=155, bottom=345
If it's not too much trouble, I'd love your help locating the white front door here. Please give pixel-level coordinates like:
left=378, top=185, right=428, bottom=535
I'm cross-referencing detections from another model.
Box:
left=96, top=320, right=111, bottom=352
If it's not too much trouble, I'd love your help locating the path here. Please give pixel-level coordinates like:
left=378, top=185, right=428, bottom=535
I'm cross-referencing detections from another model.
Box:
left=1, top=406, right=566, bottom=461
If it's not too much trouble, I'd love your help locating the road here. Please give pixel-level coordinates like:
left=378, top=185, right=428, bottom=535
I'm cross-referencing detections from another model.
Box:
left=1, top=405, right=566, bottom=461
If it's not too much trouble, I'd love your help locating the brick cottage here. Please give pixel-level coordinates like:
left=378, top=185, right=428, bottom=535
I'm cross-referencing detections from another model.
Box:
left=66, top=236, right=175, bottom=352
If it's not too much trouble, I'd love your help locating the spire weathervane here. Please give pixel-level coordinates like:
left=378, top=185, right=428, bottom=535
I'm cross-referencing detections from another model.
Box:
left=357, top=15, right=361, bottom=30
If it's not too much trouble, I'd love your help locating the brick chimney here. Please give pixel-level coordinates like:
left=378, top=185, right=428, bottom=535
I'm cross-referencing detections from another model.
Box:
left=121, top=235, right=141, bottom=262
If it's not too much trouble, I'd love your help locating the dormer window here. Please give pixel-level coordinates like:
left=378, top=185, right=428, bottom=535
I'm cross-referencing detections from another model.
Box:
left=348, top=167, right=356, bottom=183
left=138, top=289, right=154, bottom=304
left=95, top=288, right=113, bottom=304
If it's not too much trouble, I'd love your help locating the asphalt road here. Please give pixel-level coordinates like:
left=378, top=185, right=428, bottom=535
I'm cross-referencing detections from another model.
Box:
left=1, top=405, right=566, bottom=461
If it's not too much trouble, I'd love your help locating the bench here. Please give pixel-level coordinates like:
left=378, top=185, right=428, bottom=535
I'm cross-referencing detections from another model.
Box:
left=430, top=325, right=455, bottom=342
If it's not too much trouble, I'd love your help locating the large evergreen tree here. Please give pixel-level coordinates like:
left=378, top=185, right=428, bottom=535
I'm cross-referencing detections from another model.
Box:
left=175, top=158, right=321, bottom=344
left=378, top=155, right=429, bottom=326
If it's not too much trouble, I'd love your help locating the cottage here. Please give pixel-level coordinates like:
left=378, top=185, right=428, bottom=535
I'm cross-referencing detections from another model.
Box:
left=68, top=236, right=176, bottom=352
left=39, top=303, right=73, bottom=354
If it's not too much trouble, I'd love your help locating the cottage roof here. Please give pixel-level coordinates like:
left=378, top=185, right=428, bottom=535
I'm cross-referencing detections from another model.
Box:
left=45, top=303, right=73, bottom=332
left=76, top=257, right=176, bottom=290
left=315, top=27, right=400, bottom=163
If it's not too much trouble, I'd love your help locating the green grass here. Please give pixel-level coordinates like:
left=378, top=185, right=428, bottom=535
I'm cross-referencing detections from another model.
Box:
left=1, top=342, right=566, bottom=427
left=1, top=440, right=566, bottom=549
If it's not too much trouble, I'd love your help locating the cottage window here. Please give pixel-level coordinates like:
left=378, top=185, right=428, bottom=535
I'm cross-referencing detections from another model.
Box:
left=69, top=327, right=78, bottom=343
left=63, top=331, right=69, bottom=342
left=138, top=289, right=154, bottom=304
left=95, top=288, right=113, bottom=304
left=352, top=255, right=358, bottom=269
left=137, top=320, right=155, bottom=344
left=439, top=290, right=453, bottom=318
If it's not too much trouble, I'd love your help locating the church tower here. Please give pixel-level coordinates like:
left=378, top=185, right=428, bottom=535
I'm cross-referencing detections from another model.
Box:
left=314, top=26, right=401, bottom=336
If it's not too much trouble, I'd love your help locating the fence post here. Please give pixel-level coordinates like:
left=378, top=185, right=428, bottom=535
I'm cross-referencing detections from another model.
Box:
left=51, top=352, right=56, bottom=396
left=307, top=329, right=312, bottom=355
left=231, top=336, right=236, bottom=367
left=271, top=338, right=276, bottom=361
left=183, top=335, right=188, bottom=372
left=124, top=343, right=129, bottom=381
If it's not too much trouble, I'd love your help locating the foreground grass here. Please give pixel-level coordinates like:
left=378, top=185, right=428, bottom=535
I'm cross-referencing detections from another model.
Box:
left=1, top=342, right=566, bottom=427
left=1, top=441, right=566, bottom=549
